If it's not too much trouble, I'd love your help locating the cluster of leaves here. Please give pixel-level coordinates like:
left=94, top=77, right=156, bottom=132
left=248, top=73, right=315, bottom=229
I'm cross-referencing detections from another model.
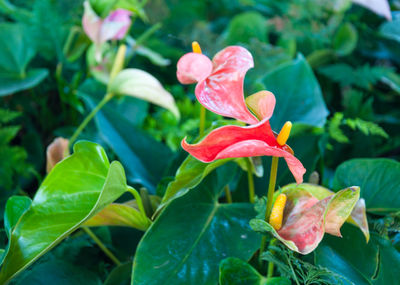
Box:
left=0, top=0, right=399, bottom=284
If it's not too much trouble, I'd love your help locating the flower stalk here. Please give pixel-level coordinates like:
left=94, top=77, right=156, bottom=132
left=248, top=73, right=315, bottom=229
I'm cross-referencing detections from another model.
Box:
left=246, top=158, right=255, bottom=203
left=82, top=227, right=121, bottom=265
left=69, top=44, right=127, bottom=147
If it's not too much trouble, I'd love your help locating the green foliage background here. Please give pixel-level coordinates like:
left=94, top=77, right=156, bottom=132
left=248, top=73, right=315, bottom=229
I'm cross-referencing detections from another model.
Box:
left=0, top=0, right=400, bottom=284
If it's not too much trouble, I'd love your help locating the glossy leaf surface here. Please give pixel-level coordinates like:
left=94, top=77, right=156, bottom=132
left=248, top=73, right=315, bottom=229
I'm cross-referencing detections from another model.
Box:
left=333, top=158, right=400, bottom=214
left=0, top=141, right=127, bottom=283
left=261, top=55, right=329, bottom=129
left=131, top=166, right=260, bottom=284
left=0, top=23, right=48, bottom=96
left=161, top=155, right=233, bottom=206
left=315, top=224, right=400, bottom=285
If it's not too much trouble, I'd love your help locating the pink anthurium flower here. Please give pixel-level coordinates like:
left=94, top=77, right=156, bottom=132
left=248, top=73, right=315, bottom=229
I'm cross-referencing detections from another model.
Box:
left=181, top=90, right=306, bottom=184
left=177, top=45, right=259, bottom=124
left=82, top=1, right=132, bottom=47
left=280, top=183, right=369, bottom=242
left=250, top=185, right=361, bottom=254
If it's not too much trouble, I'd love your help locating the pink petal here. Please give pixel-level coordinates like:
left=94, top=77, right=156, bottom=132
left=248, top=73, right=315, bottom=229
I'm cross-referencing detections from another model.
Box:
left=245, top=91, right=276, bottom=121
left=82, top=1, right=102, bottom=44
left=352, top=0, right=392, bottom=21
left=195, top=46, right=258, bottom=124
left=176, top=53, right=213, bottom=84
left=100, top=9, right=132, bottom=42
left=278, top=195, right=328, bottom=254
left=181, top=120, right=306, bottom=184
left=276, top=187, right=359, bottom=254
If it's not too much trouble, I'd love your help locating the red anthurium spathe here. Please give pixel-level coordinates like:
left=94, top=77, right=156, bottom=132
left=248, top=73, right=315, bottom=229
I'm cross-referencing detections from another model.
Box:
left=250, top=186, right=361, bottom=254
left=177, top=45, right=259, bottom=124
left=181, top=90, right=306, bottom=184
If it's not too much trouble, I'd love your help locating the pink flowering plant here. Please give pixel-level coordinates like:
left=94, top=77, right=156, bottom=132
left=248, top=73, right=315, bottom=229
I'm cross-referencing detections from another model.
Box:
left=0, top=1, right=399, bottom=285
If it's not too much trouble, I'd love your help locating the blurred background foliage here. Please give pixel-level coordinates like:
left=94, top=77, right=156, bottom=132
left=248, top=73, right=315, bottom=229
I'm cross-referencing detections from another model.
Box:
left=0, top=0, right=400, bottom=283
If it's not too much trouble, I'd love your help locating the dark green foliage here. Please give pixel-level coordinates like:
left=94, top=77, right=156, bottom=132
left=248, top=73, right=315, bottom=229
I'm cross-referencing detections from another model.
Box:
left=0, top=0, right=399, bottom=284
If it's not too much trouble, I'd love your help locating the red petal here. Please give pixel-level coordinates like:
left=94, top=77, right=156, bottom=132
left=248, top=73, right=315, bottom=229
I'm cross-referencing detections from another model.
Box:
left=195, top=46, right=258, bottom=124
left=181, top=120, right=306, bottom=183
left=176, top=53, right=213, bottom=84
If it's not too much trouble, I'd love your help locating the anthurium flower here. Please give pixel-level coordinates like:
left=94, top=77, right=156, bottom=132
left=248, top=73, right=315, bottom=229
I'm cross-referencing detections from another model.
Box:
left=250, top=186, right=361, bottom=254
left=181, top=91, right=306, bottom=183
left=280, top=183, right=369, bottom=242
left=82, top=1, right=132, bottom=47
left=46, top=137, right=69, bottom=173
left=177, top=45, right=259, bottom=124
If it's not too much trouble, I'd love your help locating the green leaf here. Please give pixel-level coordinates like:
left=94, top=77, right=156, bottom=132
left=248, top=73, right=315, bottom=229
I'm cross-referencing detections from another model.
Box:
left=380, top=17, right=400, bottom=43
left=315, top=224, right=400, bottom=285
left=131, top=166, right=261, bottom=285
left=225, top=11, right=268, bottom=45
left=108, top=68, right=180, bottom=119
left=0, top=141, right=127, bottom=283
left=104, top=262, right=131, bottom=285
left=83, top=202, right=151, bottom=231
left=0, top=69, right=49, bottom=96
left=0, top=23, right=48, bottom=96
left=219, top=257, right=291, bottom=285
left=333, top=23, right=358, bottom=56
left=333, top=158, right=400, bottom=214
left=3, top=196, right=31, bottom=238
left=261, top=54, right=329, bottom=130
left=78, top=80, right=172, bottom=192
left=161, top=155, right=233, bottom=206
left=13, top=260, right=102, bottom=285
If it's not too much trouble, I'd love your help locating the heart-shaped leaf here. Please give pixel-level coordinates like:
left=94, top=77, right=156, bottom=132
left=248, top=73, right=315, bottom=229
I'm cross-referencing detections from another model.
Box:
left=333, top=158, right=400, bottom=214
left=131, top=164, right=260, bottom=285
left=315, top=224, right=400, bottom=284
left=108, top=68, right=180, bottom=119
left=0, top=141, right=127, bottom=283
left=0, top=23, right=48, bottom=96
left=260, top=55, right=329, bottom=129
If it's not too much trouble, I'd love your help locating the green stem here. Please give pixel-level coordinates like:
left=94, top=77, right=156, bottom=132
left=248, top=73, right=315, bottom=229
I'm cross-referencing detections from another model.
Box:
left=69, top=93, right=113, bottom=147
left=127, top=186, right=148, bottom=220
left=82, top=227, right=121, bottom=266
left=265, top=157, right=279, bottom=220
left=267, top=239, right=277, bottom=278
left=246, top=158, right=255, bottom=203
left=199, top=105, right=206, bottom=137
left=224, top=185, right=232, bottom=204
left=259, top=156, right=279, bottom=269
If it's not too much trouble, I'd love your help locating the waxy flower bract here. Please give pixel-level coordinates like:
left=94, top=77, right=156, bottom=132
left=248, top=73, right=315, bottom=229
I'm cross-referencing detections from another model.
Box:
left=177, top=46, right=259, bottom=124
left=82, top=1, right=132, bottom=47
left=177, top=44, right=306, bottom=183
left=251, top=184, right=368, bottom=254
